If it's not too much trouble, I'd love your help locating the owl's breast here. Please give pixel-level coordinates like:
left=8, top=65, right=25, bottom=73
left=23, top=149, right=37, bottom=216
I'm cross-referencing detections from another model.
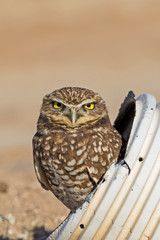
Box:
left=39, top=131, right=95, bottom=207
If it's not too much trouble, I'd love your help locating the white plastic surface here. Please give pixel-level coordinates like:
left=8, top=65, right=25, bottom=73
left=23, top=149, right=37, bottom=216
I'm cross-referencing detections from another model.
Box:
left=48, top=93, right=160, bottom=240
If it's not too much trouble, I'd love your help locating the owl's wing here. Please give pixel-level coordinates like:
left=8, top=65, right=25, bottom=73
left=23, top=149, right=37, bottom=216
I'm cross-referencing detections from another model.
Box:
left=34, top=157, right=51, bottom=191
left=85, top=127, right=122, bottom=185
left=32, top=134, right=52, bottom=191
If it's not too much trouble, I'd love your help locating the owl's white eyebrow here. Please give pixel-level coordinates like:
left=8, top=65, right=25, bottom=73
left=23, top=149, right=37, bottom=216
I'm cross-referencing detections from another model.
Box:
left=51, top=98, right=65, bottom=105
left=71, top=101, right=95, bottom=108
left=51, top=98, right=71, bottom=108
left=76, top=100, right=95, bottom=108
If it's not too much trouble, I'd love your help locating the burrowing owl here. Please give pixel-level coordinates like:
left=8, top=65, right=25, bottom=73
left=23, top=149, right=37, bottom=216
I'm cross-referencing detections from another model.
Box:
left=33, top=87, right=122, bottom=210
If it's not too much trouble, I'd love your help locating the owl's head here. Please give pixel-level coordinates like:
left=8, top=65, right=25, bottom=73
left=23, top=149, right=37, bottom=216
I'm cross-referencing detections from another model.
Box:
left=39, top=87, right=110, bottom=129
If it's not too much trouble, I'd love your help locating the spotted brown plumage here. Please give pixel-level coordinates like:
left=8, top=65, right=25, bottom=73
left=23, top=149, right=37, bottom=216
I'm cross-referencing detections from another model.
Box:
left=33, top=87, right=122, bottom=210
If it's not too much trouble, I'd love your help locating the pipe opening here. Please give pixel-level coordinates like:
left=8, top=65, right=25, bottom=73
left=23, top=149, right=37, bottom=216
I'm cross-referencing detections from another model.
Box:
left=114, top=91, right=136, bottom=163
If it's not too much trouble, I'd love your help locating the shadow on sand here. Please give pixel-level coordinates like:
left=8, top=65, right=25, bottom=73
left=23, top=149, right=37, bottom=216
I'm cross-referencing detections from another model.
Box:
left=0, top=226, right=52, bottom=240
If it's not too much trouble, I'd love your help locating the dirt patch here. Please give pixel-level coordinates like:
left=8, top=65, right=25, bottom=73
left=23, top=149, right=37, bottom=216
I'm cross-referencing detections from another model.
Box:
left=0, top=148, right=69, bottom=240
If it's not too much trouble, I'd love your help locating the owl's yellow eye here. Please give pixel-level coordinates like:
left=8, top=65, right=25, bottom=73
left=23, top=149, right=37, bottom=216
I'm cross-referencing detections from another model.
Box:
left=84, top=103, right=95, bottom=110
left=53, top=101, right=63, bottom=109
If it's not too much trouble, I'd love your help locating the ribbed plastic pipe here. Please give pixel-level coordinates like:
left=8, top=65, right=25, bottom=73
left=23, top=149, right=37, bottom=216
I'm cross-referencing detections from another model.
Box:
left=48, top=93, right=160, bottom=240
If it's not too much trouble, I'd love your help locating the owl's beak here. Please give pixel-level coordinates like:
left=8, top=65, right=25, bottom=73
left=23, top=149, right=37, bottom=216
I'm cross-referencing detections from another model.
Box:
left=71, top=108, right=77, bottom=126
left=66, top=108, right=80, bottom=126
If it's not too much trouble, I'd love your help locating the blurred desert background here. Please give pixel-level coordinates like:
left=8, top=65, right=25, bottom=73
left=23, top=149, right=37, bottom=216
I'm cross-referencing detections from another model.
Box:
left=0, top=1, right=160, bottom=239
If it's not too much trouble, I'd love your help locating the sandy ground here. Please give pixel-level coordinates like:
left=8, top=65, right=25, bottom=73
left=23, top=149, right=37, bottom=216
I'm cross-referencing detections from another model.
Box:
left=0, top=1, right=160, bottom=239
